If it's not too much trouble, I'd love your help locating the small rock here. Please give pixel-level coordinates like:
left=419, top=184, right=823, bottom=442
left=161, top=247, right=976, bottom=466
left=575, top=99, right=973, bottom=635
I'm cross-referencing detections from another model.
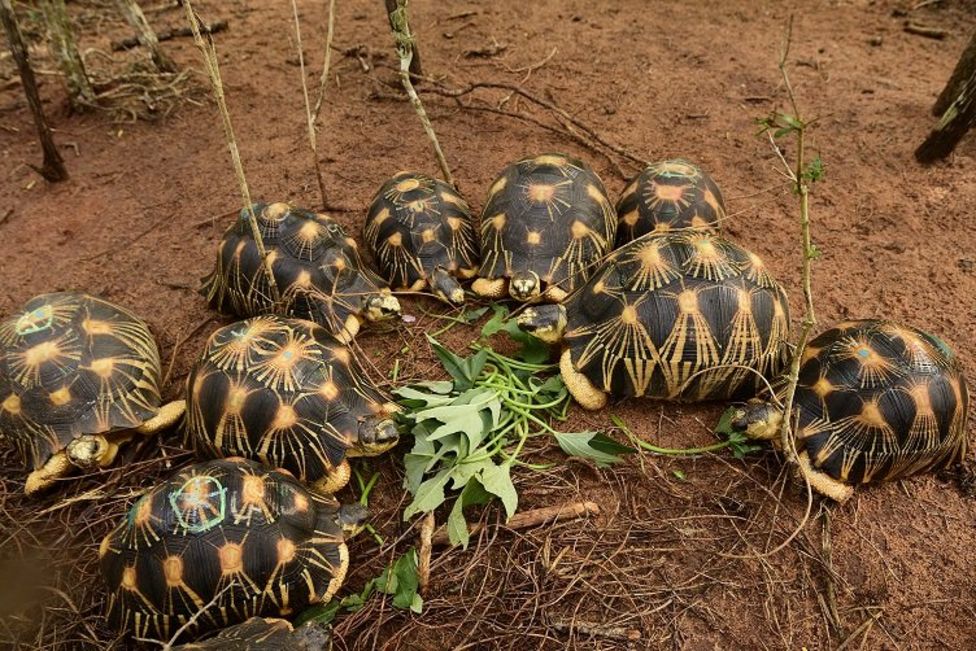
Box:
left=869, top=35, right=883, bottom=47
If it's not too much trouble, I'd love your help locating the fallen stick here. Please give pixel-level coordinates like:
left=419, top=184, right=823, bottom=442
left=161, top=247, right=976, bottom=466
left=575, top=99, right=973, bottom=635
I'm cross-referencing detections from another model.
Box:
left=112, top=19, right=228, bottom=51
left=417, top=511, right=434, bottom=593
left=549, top=619, right=641, bottom=642
left=431, top=500, right=599, bottom=547
left=904, top=21, right=946, bottom=39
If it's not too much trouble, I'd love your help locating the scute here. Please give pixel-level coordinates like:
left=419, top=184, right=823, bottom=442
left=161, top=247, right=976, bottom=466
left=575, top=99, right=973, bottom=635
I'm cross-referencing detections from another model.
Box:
left=561, top=232, right=791, bottom=401
left=790, top=320, right=969, bottom=484
left=0, top=292, right=162, bottom=471
left=477, top=153, right=616, bottom=295
left=101, top=458, right=350, bottom=641
left=614, top=159, right=726, bottom=246
left=364, top=171, right=479, bottom=290
left=184, top=316, right=393, bottom=485
left=202, top=203, right=395, bottom=339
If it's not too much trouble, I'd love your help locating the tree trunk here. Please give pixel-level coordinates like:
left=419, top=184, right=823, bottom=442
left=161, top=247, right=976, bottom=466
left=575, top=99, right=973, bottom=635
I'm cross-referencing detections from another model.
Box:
left=916, top=71, right=976, bottom=163
left=933, top=31, right=976, bottom=116
left=115, top=0, right=176, bottom=72
left=385, top=0, right=422, bottom=80
left=39, top=0, right=96, bottom=110
left=1, top=0, right=69, bottom=182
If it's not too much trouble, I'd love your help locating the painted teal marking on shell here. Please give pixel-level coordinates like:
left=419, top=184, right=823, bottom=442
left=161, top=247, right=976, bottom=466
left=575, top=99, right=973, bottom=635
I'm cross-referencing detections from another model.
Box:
left=127, top=496, right=150, bottom=528
left=15, top=305, right=54, bottom=336
left=857, top=348, right=870, bottom=359
left=923, top=331, right=954, bottom=360
left=169, top=475, right=227, bottom=534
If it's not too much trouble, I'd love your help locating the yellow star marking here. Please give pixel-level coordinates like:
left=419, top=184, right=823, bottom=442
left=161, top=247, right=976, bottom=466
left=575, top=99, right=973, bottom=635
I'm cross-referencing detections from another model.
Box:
left=90, top=358, right=116, bottom=379
left=82, top=319, right=114, bottom=335
left=527, top=184, right=555, bottom=203
left=163, top=556, right=184, bottom=587
left=218, top=543, right=244, bottom=574
left=570, top=221, right=591, bottom=239
left=2, top=394, right=21, bottom=414
left=49, top=387, right=71, bottom=406
left=320, top=381, right=339, bottom=400
left=241, top=474, right=266, bottom=506
left=534, top=154, right=567, bottom=166
left=121, top=567, right=138, bottom=590
left=277, top=537, right=297, bottom=564
left=526, top=231, right=542, bottom=245
left=272, top=404, right=299, bottom=430
left=395, top=177, right=421, bottom=193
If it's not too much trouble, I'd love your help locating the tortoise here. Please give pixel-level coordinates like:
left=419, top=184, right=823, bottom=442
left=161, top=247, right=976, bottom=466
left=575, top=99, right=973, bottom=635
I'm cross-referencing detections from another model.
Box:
left=614, top=159, right=726, bottom=246
left=185, top=315, right=399, bottom=494
left=730, top=320, right=970, bottom=502
left=202, top=202, right=401, bottom=342
left=100, top=458, right=368, bottom=641
left=364, top=171, right=480, bottom=305
left=0, top=292, right=185, bottom=495
left=172, top=617, right=329, bottom=650
left=517, top=231, right=791, bottom=409
left=472, top=153, right=616, bottom=303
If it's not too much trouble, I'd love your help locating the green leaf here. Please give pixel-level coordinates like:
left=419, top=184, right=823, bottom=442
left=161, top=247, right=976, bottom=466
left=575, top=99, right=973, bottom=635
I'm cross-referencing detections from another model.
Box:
left=403, top=468, right=450, bottom=519
left=409, top=593, right=424, bottom=613
left=294, top=599, right=341, bottom=626
left=428, top=336, right=475, bottom=389
left=554, top=431, right=635, bottom=467
left=479, top=462, right=517, bottom=519
left=481, top=304, right=511, bottom=337
left=714, top=406, right=739, bottom=436
left=460, top=305, right=490, bottom=323
left=672, top=469, right=686, bottom=481
left=802, top=156, right=825, bottom=182
left=447, top=478, right=493, bottom=548
left=778, top=112, right=802, bottom=128
left=394, top=385, right=455, bottom=409
left=391, top=549, right=421, bottom=611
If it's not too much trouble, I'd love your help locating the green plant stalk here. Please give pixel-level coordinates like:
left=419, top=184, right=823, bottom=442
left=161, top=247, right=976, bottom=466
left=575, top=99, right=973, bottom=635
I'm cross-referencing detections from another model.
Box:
left=774, top=21, right=817, bottom=463
left=388, top=1, right=453, bottom=185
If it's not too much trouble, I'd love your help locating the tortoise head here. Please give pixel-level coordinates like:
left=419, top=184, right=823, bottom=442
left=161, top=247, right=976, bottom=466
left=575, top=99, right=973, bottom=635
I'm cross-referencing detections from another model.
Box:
left=65, top=435, right=112, bottom=469
left=430, top=267, right=465, bottom=305
left=350, top=415, right=400, bottom=456
left=509, top=270, right=541, bottom=302
left=729, top=400, right=783, bottom=441
left=517, top=304, right=567, bottom=344
left=336, top=502, right=370, bottom=537
left=364, top=291, right=402, bottom=323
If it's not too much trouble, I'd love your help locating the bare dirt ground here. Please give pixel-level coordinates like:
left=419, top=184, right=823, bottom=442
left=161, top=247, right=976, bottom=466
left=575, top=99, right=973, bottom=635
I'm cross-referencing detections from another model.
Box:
left=1, top=0, right=975, bottom=649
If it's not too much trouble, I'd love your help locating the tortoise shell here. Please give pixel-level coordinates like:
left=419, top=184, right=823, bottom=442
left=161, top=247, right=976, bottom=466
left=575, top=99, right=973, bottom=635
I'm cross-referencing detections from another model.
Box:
left=202, top=202, right=400, bottom=341
left=0, top=292, right=161, bottom=476
left=789, top=320, right=969, bottom=484
left=477, top=153, right=616, bottom=299
left=561, top=231, right=790, bottom=401
left=100, top=458, right=355, bottom=640
left=172, top=617, right=328, bottom=650
left=184, top=316, right=398, bottom=490
left=615, top=159, right=725, bottom=246
left=364, top=171, right=479, bottom=297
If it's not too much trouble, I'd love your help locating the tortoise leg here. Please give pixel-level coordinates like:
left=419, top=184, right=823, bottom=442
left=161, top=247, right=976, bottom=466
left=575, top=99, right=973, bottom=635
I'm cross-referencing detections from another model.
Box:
left=796, top=450, right=854, bottom=503
left=25, top=451, right=73, bottom=495
left=136, top=399, right=187, bottom=434
left=560, top=349, right=607, bottom=410
left=338, top=315, right=361, bottom=344
left=471, top=277, right=507, bottom=299
left=320, top=542, right=350, bottom=603
left=311, top=459, right=351, bottom=494
left=542, top=285, right=568, bottom=303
